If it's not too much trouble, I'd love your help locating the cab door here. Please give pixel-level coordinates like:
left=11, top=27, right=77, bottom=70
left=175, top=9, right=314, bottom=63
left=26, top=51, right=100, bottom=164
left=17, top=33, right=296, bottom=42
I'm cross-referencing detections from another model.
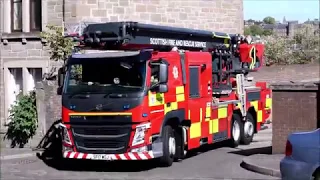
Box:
left=185, top=52, right=212, bottom=149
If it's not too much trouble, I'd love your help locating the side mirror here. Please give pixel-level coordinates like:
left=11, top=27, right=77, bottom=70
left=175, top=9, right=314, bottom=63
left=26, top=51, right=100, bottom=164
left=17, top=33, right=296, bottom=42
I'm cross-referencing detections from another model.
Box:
left=57, top=67, right=65, bottom=95
left=158, top=84, right=168, bottom=93
left=58, top=67, right=65, bottom=87
left=159, top=63, right=168, bottom=84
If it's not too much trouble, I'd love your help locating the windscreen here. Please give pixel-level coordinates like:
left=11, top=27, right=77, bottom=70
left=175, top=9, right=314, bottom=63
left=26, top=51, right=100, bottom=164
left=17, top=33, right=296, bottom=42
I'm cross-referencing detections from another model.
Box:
left=64, top=57, right=147, bottom=94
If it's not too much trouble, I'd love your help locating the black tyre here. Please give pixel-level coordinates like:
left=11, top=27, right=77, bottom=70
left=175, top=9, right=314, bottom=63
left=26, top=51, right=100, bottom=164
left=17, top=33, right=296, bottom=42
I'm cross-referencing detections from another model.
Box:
left=229, top=113, right=241, bottom=148
left=240, top=113, right=255, bottom=145
left=159, top=125, right=176, bottom=167
left=313, top=169, right=320, bottom=180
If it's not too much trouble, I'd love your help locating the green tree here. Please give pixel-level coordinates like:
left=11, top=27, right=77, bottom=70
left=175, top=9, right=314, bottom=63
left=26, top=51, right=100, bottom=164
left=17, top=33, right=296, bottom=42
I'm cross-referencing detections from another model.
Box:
left=249, top=25, right=264, bottom=36
left=40, top=25, right=74, bottom=63
left=40, top=25, right=78, bottom=78
left=263, top=16, right=276, bottom=24
left=262, top=29, right=273, bottom=36
left=244, top=27, right=252, bottom=35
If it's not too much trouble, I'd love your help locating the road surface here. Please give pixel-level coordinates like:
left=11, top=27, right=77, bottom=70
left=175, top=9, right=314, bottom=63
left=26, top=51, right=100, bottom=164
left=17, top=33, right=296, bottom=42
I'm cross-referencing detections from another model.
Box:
left=1, top=128, right=279, bottom=180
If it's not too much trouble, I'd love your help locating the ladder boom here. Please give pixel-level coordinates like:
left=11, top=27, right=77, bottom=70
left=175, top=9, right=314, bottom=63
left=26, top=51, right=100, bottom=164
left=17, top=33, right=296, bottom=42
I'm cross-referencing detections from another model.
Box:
left=81, top=21, right=232, bottom=51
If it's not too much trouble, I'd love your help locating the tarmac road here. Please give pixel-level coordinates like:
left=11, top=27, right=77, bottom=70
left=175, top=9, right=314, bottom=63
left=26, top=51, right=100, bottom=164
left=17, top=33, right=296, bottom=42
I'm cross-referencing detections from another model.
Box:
left=1, top=128, right=279, bottom=180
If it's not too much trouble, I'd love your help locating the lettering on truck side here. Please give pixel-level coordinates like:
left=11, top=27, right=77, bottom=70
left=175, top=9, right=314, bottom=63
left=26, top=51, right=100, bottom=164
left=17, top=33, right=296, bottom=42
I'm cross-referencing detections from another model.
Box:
left=149, top=38, right=207, bottom=48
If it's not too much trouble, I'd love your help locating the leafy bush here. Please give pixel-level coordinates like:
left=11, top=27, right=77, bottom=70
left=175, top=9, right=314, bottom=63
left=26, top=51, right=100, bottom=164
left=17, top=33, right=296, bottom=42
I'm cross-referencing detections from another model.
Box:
left=263, top=24, right=320, bottom=65
left=4, top=91, right=38, bottom=148
left=40, top=25, right=74, bottom=62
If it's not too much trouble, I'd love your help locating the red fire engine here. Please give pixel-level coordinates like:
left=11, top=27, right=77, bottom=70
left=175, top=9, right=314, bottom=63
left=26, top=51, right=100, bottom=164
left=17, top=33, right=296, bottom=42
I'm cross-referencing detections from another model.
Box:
left=57, top=22, right=272, bottom=167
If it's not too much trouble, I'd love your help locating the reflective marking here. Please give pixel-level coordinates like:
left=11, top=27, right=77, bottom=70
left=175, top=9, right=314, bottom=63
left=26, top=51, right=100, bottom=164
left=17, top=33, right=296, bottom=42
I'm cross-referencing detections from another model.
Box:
left=176, top=86, right=184, bottom=94
left=218, top=107, right=228, bottom=118
left=69, top=112, right=132, bottom=116
left=206, top=107, right=211, bottom=118
left=176, top=94, right=185, bottom=102
left=139, top=153, right=147, bottom=160
left=258, top=110, right=263, bottom=122
left=69, top=152, right=76, bottom=158
left=265, top=98, right=272, bottom=109
left=128, top=153, right=137, bottom=160
left=190, top=122, right=201, bottom=139
left=209, top=119, right=219, bottom=134
left=150, top=109, right=164, bottom=114
left=77, top=153, right=83, bottom=159
left=164, top=102, right=178, bottom=114
left=119, top=154, right=127, bottom=160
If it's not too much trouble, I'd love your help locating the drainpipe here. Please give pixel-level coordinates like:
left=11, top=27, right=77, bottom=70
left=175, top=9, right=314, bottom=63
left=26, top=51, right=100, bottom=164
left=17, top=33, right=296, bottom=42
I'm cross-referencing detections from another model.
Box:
left=62, top=0, right=65, bottom=23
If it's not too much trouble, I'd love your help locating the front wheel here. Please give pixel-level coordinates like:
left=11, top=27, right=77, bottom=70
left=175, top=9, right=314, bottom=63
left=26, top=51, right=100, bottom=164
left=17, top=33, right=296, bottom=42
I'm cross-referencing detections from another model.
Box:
left=159, top=125, right=176, bottom=167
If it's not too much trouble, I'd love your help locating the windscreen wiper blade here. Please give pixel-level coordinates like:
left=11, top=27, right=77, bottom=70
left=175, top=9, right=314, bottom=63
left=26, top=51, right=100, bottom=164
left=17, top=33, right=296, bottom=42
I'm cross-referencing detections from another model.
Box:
left=68, top=92, right=91, bottom=98
left=107, top=93, right=128, bottom=98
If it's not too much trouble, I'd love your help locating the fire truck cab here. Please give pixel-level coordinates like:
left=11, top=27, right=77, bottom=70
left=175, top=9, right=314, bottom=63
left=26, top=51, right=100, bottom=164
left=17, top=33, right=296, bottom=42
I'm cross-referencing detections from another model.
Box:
left=57, top=22, right=272, bottom=167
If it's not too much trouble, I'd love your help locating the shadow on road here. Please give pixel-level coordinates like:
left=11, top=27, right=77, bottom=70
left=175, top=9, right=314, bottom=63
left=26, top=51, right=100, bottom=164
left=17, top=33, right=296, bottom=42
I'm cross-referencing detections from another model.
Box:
left=184, top=140, right=232, bottom=159
left=228, top=146, right=272, bottom=156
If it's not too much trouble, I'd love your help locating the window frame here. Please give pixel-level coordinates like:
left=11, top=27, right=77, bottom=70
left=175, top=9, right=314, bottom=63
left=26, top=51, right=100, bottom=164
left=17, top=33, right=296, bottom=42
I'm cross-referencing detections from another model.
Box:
left=188, top=66, right=201, bottom=99
left=29, top=0, right=42, bottom=32
left=11, top=0, right=23, bottom=32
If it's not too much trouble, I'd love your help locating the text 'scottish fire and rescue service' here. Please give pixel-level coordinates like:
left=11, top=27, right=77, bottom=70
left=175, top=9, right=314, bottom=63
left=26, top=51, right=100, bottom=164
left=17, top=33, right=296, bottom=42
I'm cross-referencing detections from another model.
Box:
left=150, top=38, right=207, bottom=48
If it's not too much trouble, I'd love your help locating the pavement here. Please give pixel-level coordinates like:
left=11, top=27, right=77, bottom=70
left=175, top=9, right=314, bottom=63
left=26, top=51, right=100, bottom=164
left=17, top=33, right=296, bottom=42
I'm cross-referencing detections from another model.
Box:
left=238, top=124, right=282, bottom=178
left=241, top=154, right=282, bottom=178
left=0, top=126, right=279, bottom=180
left=250, top=63, right=320, bottom=84
left=0, top=134, right=38, bottom=161
left=0, top=148, right=37, bottom=160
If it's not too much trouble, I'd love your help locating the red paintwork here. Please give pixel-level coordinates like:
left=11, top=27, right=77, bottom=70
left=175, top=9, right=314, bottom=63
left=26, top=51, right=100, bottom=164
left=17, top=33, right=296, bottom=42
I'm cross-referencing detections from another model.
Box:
left=61, top=43, right=271, bottom=156
left=239, top=43, right=265, bottom=70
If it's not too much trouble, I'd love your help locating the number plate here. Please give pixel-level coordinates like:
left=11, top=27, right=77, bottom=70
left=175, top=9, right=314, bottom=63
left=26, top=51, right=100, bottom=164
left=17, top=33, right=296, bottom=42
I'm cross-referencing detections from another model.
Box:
left=92, top=154, right=113, bottom=160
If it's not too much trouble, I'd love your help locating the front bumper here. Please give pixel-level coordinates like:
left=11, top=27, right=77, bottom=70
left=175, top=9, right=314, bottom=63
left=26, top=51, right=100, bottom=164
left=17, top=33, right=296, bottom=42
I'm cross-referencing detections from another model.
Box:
left=62, top=140, right=164, bottom=161
left=63, top=150, right=157, bottom=161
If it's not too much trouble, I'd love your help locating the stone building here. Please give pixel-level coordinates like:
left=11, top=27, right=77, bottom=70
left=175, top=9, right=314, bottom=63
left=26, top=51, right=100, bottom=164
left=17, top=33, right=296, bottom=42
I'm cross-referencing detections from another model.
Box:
left=0, top=0, right=244, bottom=131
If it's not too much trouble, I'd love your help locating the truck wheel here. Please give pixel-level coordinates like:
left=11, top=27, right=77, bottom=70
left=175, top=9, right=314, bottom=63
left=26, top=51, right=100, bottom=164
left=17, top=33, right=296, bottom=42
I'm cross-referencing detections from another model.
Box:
left=159, top=125, right=176, bottom=167
left=230, top=113, right=241, bottom=148
left=240, top=113, right=255, bottom=145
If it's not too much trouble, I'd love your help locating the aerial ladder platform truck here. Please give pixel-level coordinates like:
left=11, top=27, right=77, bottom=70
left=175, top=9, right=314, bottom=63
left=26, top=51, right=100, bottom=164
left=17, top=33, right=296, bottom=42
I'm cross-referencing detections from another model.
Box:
left=57, top=22, right=272, bottom=167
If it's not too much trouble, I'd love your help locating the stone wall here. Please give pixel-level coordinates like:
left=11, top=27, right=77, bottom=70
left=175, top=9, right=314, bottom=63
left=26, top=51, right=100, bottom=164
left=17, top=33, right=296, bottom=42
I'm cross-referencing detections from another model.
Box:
left=61, top=0, right=244, bottom=34
left=35, top=81, right=61, bottom=136
left=271, top=81, right=320, bottom=154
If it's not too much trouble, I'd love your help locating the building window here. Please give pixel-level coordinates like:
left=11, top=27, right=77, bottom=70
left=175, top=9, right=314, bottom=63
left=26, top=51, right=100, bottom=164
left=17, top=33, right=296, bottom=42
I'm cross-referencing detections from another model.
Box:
left=30, top=0, right=42, bottom=31
left=11, top=0, right=22, bottom=32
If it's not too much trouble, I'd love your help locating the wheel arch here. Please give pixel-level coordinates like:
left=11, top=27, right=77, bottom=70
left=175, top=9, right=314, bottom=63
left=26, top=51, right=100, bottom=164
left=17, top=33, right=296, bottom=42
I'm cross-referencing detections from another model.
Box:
left=160, top=108, right=189, bottom=136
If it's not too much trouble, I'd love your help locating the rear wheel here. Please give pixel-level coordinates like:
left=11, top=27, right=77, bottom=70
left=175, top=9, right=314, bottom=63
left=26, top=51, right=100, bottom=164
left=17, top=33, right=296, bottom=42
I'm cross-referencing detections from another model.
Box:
left=240, top=113, right=255, bottom=145
left=159, top=125, right=176, bottom=167
left=313, top=169, right=320, bottom=180
left=229, top=113, right=241, bottom=148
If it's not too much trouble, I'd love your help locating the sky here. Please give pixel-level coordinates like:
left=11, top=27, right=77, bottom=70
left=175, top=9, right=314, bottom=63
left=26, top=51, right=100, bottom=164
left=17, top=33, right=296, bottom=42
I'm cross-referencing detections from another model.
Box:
left=244, top=0, right=320, bottom=22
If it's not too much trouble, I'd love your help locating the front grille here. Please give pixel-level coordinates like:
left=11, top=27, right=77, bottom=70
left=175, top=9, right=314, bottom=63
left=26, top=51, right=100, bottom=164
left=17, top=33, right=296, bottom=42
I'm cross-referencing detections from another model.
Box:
left=70, top=115, right=132, bottom=154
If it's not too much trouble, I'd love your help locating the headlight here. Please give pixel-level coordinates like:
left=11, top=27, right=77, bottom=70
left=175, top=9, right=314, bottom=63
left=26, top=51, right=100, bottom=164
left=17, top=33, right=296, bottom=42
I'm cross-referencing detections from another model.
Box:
left=59, top=123, right=72, bottom=145
left=132, top=123, right=151, bottom=146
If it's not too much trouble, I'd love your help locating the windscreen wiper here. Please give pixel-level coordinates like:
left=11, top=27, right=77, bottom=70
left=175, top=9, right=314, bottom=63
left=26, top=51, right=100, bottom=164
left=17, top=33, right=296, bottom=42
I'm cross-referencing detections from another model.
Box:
left=68, top=92, right=91, bottom=99
left=106, top=93, right=128, bottom=98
